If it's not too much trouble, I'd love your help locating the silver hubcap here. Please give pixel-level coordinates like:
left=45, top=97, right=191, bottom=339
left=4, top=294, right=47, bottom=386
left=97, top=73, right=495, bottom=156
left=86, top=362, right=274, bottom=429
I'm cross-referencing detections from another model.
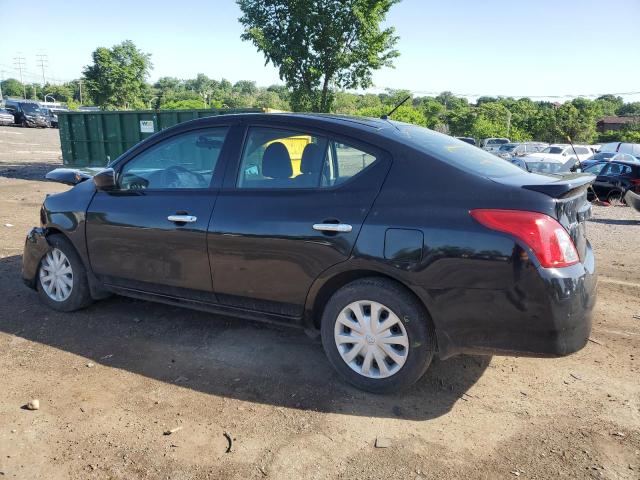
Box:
left=39, top=248, right=73, bottom=302
left=334, top=300, right=409, bottom=379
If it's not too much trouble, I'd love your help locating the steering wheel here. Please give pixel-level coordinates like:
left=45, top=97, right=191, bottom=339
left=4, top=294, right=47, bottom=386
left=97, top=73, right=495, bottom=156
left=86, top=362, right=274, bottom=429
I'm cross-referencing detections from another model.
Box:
left=161, top=165, right=207, bottom=188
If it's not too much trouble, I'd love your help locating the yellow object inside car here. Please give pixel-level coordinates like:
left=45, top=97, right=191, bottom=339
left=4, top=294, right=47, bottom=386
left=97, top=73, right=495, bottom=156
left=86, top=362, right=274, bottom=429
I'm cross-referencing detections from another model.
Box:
left=264, top=135, right=312, bottom=176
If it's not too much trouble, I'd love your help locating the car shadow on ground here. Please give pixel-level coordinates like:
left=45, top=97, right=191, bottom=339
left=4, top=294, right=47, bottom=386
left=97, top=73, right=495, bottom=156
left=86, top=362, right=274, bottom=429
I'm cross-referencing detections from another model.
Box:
left=589, top=217, right=638, bottom=226
left=0, top=254, right=490, bottom=421
left=0, top=161, right=62, bottom=182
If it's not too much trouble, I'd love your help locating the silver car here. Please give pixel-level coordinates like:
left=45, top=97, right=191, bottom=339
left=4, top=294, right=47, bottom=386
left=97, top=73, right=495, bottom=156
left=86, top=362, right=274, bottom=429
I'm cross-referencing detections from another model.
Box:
left=0, top=108, right=14, bottom=126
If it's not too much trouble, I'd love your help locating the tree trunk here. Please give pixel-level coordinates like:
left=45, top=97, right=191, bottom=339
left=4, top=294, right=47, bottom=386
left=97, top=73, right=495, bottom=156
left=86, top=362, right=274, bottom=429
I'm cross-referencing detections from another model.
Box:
left=319, top=74, right=331, bottom=112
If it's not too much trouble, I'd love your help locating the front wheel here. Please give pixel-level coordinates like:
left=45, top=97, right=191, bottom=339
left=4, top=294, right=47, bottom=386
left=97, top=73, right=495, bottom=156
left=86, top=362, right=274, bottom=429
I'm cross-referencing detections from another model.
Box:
left=320, top=277, right=436, bottom=393
left=37, top=235, right=93, bottom=312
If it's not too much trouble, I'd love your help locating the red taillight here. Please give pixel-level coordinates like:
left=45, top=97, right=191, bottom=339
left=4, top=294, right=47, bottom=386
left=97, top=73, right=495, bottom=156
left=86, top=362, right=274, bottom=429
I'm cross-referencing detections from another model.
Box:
left=470, top=209, right=579, bottom=268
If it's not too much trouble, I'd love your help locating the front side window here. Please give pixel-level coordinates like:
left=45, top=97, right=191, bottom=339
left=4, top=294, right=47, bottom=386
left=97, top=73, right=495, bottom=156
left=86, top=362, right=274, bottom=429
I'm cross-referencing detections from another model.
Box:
left=237, top=127, right=377, bottom=189
left=119, top=128, right=228, bottom=190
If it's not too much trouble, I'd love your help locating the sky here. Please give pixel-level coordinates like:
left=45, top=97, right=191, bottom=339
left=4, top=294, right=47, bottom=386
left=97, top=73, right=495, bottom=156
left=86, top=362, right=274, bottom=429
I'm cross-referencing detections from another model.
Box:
left=1, top=0, right=639, bottom=102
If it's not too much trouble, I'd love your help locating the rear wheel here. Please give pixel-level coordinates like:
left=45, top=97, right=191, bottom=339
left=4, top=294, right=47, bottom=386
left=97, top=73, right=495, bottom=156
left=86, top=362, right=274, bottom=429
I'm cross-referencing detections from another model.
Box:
left=320, top=277, right=436, bottom=393
left=37, top=235, right=93, bottom=312
left=607, top=190, right=625, bottom=205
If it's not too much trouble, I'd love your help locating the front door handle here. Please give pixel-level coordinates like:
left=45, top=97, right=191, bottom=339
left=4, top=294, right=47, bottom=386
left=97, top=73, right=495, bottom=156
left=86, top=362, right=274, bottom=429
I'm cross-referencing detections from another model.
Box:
left=312, top=223, right=352, bottom=233
left=168, top=214, right=197, bottom=223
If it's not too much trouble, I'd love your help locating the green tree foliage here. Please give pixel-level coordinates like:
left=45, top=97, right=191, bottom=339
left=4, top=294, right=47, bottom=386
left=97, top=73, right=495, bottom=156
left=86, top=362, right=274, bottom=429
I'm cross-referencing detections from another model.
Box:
left=237, top=0, right=400, bottom=112
left=83, top=40, right=152, bottom=109
left=1, top=78, right=25, bottom=97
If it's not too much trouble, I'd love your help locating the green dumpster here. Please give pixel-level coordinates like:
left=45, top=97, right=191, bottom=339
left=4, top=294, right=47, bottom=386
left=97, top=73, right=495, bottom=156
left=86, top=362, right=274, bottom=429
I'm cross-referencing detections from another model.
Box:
left=57, top=108, right=263, bottom=167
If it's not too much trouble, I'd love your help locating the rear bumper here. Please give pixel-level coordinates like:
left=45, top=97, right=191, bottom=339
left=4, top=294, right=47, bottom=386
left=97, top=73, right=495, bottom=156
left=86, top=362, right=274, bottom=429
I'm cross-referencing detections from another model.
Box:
left=430, top=244, right=597, bottom=359
left=22, top=227, right=50, bottom=289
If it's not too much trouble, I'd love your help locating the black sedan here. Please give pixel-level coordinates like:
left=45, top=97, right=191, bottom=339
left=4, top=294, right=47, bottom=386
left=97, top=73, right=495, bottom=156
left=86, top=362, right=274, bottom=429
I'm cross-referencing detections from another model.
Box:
left=583, top=159, right=640, bottom=203
left=22, top=114, right=597, bottom=393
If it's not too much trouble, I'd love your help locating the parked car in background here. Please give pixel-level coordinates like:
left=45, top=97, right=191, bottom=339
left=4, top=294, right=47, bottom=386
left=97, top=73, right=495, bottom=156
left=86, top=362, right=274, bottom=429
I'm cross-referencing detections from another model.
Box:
left=599, top=142, right=640, bottom=157
left=510, top=157, right=573, bottom=174
left=523, top=144, right=593, bottom=169
left=455, top=136, right=477, bottom=146
left=21, top=113, right=597, bottom=393
left=495, top=142, right=548, bottom=160
left=480, top=137, right=510, bottom=152
left=0, top=108, right=14, bottom=125
left=583, top=160, right=640, bottom=203
left=3, top=99, right=49, bottom=128
left=580, top=152, right=639, bottom=170
left=41, top=107, right=64, bottom=128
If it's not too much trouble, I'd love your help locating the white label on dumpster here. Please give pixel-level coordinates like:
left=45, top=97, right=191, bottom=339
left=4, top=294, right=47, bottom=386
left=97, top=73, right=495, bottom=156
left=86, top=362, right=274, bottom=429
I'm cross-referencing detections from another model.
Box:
left=140, top=120, right=154, bottom=133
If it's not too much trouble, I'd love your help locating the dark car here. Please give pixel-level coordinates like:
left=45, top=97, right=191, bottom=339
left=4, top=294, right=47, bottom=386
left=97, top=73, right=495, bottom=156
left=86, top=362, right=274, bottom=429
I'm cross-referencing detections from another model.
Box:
left=580, top=152, right=638, bottom=170
left=21, top=114, right=597, bottom=393
left=41, top=107, right=61, bottom=128
left=583, top=160, right=640, bottom=203
left=4, top=99, right=48, bottom=127
left=455, top=136, right=476, bottom=146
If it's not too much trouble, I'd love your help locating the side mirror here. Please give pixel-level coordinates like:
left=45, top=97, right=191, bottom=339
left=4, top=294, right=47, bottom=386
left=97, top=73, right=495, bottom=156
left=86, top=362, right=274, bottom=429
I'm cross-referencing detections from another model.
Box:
left=93, top=168, right=116, bottom=191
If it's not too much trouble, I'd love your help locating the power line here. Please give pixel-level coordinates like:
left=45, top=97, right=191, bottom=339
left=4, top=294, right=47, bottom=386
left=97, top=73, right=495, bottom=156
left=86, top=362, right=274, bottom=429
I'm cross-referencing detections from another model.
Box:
left=13, top=55, right=27, bottom=98
left=36, top=54, right=48, bottom=87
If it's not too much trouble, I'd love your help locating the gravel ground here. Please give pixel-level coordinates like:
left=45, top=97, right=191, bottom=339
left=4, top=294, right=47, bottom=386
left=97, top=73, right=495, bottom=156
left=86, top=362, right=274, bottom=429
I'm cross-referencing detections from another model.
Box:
left=0, top=126, right=638, bottom=479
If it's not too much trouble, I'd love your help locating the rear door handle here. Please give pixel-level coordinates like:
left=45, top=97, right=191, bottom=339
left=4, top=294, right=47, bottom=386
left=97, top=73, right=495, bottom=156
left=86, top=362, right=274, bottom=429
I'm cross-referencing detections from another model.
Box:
left=312, top=223, right=352, bottom=233
left=168, top=215, right=197, bottom=223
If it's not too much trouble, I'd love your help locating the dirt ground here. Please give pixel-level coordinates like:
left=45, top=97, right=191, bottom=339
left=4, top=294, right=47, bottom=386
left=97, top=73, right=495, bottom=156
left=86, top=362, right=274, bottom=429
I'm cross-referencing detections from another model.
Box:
left=0, top=125, right=638, bottom=480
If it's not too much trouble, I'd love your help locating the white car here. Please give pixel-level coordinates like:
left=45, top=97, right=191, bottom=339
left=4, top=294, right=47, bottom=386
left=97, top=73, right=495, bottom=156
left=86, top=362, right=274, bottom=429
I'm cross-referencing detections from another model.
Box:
left=599, top=142, right=640, bottom=157
left=480, top=137, right=510, bottom=153
left=523, top=144, right=593, bottom=168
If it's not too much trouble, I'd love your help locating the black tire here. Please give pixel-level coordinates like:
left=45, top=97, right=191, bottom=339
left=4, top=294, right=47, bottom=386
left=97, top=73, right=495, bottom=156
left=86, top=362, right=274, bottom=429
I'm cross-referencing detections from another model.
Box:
left=21, top=120, right=28, bottom=128
left=320, top=277, right=436, bottom=393
left=37, top=234, right=93, bottom=312
left=607, top=190, right=625, bottom=205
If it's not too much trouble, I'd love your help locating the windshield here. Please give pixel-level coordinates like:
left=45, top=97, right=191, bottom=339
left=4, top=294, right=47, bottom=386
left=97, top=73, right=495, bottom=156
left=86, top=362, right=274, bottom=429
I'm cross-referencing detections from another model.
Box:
left=396, top=124, right=526, bottom=178
left=488, top=139, right=509, bottom=145
left=498, top=144, right=517, bottom=152
left=542, top=146, right=565, bottom=154
left=21, top=103, right=43, bottom=114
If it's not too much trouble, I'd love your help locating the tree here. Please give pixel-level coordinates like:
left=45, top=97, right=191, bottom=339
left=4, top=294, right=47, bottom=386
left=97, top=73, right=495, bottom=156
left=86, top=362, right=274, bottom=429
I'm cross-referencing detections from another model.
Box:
left=237, top=0, right=400, bottom=112
left=1, top=78, right=24, bottom=98
left=83, top=40, right=152, bottom=109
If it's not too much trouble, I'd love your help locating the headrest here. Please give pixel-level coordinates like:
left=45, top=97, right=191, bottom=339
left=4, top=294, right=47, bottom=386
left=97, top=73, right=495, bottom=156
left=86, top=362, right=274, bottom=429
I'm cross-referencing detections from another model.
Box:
left=300, top=143, right=324, bottom=174
left=262, top=142, right=292, bottom=179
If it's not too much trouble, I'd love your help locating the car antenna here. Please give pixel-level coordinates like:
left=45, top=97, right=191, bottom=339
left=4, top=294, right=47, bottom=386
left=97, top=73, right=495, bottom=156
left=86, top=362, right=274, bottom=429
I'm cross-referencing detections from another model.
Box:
left=380, top=95, right=411, bottom=120
left=566, top=136, right=582, bottom=172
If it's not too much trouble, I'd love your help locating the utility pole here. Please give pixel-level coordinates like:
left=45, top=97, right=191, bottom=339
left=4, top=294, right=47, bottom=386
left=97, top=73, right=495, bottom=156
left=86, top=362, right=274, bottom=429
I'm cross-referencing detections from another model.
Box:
left=0, top=70, right=4, bottom=101
left=36, top=54, right=48, bottom=95
left=13, top=55, right=27, bottom=99
left=78, top=79, right=83, bottom=104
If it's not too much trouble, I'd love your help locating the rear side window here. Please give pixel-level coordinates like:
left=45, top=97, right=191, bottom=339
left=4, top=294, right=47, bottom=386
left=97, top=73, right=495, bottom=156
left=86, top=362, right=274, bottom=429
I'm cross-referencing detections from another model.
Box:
left=396, top=125, right=524, bottom=178
left=237, top=127, right=377, bottom=188
left=603, top=163, right=631, bottom=176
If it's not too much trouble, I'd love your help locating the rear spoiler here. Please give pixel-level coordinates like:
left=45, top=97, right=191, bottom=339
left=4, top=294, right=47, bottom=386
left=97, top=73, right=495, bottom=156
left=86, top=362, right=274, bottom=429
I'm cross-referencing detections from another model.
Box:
left=523, top=173, right=596, bottom=199
left=45, top=167, right=104, bottom=186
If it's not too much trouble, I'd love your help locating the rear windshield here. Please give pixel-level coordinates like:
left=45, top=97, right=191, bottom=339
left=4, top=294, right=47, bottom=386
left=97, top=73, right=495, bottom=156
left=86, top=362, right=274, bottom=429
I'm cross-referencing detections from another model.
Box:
left=396, top=124, right=526, bottom=178
left=592, top=152, right=615, bottom=160
left=525, top=162, right=570, bottom=174
left=499, top=144, right=517, bottom=151
left=542, top=146, right=565, bottom=154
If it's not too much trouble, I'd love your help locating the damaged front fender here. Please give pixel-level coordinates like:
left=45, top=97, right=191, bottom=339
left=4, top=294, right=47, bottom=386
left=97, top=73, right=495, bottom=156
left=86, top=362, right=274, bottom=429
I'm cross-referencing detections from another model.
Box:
left=21, top=227, right=51, bottom=289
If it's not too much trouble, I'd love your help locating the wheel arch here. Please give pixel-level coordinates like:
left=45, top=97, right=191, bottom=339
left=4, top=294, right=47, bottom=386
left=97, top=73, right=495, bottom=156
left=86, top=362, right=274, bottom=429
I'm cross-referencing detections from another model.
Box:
left=303, top=266, right=438, bottom=341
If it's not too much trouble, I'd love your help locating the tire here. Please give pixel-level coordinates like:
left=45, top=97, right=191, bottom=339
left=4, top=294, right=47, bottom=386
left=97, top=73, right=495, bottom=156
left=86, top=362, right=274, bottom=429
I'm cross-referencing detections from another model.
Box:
left=320, top=277, right=436, bottom=393
left=607, top=190, right=625, bottom=205
left=37, top=234, right=93, bottom=312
